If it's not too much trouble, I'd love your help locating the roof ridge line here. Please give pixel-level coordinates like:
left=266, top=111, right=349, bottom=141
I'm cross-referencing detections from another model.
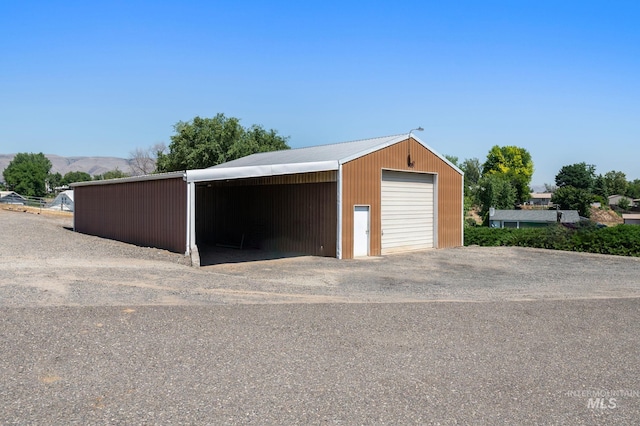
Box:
left=288, top=133, right=406, bottom=151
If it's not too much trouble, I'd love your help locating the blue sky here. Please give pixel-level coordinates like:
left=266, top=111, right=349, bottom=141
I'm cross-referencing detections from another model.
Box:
left=1, top=0, right=638, bottom=185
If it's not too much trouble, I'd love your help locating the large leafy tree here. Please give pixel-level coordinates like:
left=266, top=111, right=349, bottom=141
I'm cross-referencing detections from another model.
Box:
left=3, top=153, right=52, bottom=197
left=481, top=145, right=534, bottom=204
left=603, top=170, right=628, bottom=196
left=477, top=174, right=517, bottom=221
left=555, top=162, right=595, bottom=191
left=156, top=114, right=290, bottom=172
left=552, top=186, right=592, bottom=217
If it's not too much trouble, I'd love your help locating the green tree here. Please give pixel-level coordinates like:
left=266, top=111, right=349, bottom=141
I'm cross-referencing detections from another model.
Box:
left=477, top=174, right=517, bottom=221
left=94, top=169, right=129, bottom=180
left=626, top=179, right=640, bottom=199
left=46, top=172, right=63, bottom=192
left=593, top=174, right=609, bottom=198
left=444, top=155, right=459, bottom=167
left=551, top=186, right=592, bottom=217
left=2, top=152, right=52, bottom=197
left=61, top=171, right=92, bottom=185
left=555, top=162, right=595, bottom=191
left=603, top=170, right=628, bottom=196
left=460, top=157, right=482, bottom=189
left=156, top=114, right=290, bottom=172
left=481, top=145, right=534, bottom=204
left=617, top=197, right=631, bottom=211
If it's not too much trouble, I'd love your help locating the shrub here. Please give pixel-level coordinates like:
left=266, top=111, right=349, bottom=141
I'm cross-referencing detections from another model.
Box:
left=465, top=224, right=640, bottom=257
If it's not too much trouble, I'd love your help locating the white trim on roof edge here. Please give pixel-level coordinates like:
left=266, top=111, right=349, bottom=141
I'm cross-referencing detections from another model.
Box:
left=412, top=135, right=463, bottom=175
left=186, top=161, right=339, bottom=183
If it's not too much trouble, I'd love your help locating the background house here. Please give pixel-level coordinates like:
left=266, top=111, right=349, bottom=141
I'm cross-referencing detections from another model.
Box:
left=608, top=194, right=635, bottom=207
left=48, top=190, right=74, bottom=212
left=489, top=209, right=581, bottom=228
left=528, top=192, right=553, bottom=207
left=72, top=134, right=464, bottom=262
left=0, top=191, right=26, bottom=205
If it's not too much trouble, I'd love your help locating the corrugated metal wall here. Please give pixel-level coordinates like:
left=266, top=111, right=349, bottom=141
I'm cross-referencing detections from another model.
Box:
left=74, top=177, right=187, bottom=253
left=197, top=172, right=337, bottom=256
left=341, top=138, right=463, bottom=258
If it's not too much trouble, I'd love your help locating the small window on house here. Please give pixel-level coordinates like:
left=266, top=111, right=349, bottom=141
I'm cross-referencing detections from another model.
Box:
left=503, top=221, right=518, bottom=228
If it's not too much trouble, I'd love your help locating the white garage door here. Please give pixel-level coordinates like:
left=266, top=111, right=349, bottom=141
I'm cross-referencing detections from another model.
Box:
left=381, top=170, right=434, bottom=254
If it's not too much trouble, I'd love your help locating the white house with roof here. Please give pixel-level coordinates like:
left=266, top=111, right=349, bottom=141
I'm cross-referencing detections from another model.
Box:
left=48, top=190, right=74, bottom=212
left=608, top=194, right=635, bottom=207
left=0, top=191, right=26, bottom=205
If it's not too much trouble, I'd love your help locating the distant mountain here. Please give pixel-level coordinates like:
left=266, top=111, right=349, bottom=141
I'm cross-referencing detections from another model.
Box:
left=0, top=154, right=136, bottom=180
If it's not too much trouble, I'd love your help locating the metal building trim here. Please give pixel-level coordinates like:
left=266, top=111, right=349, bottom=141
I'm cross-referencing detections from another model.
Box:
left=186, top=161, right=339, bottom=183
left=336, top=164, right=343, bottom=259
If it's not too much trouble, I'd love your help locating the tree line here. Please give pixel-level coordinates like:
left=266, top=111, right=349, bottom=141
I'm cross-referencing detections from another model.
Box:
left=550, top=163, right=639, bottom=216
left=3, top=112, right=637, bottom=216
left=450, top=149, right=639, bottom=223
left=1, top=113, right=289, bottom=197
left=446, top=145, right=535, bottom=224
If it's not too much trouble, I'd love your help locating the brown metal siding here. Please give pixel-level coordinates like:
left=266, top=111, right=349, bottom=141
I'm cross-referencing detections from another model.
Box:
left=74, top=177, right=187, bottom=253
left=196, top=174, right=337, bottom=256
left=341, top=138, right=462, bottom=259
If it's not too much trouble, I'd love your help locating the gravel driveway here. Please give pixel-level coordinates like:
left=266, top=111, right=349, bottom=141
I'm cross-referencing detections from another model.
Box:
left=1, top=208, right=639, bottom=424
left=1, top=208, right=639, bottom=306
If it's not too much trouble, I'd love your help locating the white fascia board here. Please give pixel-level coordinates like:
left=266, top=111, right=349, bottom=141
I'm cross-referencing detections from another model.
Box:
left=186, top=160, right=339, bottom=183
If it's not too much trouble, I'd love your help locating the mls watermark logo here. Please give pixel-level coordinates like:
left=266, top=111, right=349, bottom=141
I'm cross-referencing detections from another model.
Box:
left=565, top=389, right=640, bottom=410
left=586, top=397, right=617, bottom=410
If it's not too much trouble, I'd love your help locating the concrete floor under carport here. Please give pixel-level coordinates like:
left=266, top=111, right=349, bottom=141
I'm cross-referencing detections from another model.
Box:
left=194, top=173, right=338, bottom=265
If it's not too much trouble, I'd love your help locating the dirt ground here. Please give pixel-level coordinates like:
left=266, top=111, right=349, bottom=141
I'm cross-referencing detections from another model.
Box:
left=590, top=207, right=624, bottom=226
left=1, top=207, right=638, bottom=306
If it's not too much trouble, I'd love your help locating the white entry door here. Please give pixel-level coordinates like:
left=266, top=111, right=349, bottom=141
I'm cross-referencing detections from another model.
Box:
left=353, top=206, right=370, bottom=257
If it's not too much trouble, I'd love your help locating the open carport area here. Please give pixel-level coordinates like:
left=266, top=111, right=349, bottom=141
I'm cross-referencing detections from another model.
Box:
left=1, top=208, right=640, bottom=424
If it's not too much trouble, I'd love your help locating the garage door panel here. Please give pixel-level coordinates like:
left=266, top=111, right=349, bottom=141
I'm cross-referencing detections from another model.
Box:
left=381, top=170, right=434, bottom=255
left=382, top=223, right=433, bottom=231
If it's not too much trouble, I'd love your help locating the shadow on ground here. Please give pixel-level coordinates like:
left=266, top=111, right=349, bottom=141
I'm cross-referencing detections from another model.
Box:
left=198, top=244, right=309, bottom=266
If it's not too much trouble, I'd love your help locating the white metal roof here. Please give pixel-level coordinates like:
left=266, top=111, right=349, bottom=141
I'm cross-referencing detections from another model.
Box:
left=187, top=134, right=462, bottom=183
left=68, top=134, right=462, bottom=186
